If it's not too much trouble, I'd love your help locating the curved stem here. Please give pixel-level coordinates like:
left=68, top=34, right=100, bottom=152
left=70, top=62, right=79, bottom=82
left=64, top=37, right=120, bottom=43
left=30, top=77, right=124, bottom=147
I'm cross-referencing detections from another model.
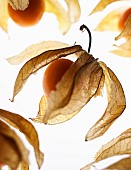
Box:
left=79, top=24, right=92, bottom=53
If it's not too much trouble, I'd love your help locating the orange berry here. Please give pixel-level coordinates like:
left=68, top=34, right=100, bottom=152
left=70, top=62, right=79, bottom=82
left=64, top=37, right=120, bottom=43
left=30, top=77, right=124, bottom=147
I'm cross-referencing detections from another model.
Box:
left=43, top=58, right=73, bottom=97
left=118, top=8, right=131, bottom=31
left=8, top=0, right=45, bottom=27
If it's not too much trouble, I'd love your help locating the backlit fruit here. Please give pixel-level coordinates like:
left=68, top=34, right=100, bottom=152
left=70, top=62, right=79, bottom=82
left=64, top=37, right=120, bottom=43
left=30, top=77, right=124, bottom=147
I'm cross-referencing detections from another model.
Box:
left=118, top=8, right=131, bottom=31
left=8, top=0, right=45, bottom=27
left=43, top=58, right=73, bottom=97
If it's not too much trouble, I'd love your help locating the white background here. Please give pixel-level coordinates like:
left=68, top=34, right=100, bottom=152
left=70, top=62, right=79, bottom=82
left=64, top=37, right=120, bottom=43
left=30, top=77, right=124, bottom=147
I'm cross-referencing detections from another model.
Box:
left=0, top=0, right=131, bottom=170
